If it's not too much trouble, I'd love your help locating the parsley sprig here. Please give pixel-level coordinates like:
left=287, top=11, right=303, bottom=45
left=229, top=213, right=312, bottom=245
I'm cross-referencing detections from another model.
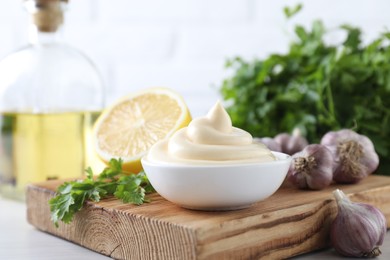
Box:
left=49, top=158, right=154, bottom=227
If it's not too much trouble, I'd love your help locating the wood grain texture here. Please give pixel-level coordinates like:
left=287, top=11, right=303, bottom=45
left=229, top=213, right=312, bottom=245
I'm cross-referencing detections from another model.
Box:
left=26, top=175, right=390, bottom=260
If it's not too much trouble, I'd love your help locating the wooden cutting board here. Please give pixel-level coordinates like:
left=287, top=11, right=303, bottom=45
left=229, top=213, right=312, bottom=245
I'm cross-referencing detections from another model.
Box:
left=27, top=175, right=390, bottom=260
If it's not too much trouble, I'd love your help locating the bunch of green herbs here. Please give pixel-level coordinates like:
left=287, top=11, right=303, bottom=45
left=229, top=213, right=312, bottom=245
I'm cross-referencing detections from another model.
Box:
left=220, top=5, right=390, bottom=173
left=49, top=158, right=154, bottom=227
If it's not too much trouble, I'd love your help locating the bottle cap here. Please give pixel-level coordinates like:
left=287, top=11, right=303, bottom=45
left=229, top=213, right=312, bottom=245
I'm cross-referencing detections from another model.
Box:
left=24, top=0, right=68, bottom=32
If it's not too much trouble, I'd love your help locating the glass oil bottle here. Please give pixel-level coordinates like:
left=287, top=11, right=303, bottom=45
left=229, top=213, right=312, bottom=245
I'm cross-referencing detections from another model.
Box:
left=0, top=0, right=105, bottom=200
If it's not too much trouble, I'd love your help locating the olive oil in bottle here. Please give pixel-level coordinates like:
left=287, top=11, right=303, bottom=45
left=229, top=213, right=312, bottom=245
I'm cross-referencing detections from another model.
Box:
left=0, top=112, right=105, bottom=200
left=0, top=0, right=105, bottom=200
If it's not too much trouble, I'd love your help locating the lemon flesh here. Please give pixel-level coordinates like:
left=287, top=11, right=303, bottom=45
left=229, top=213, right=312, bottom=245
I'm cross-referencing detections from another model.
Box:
left=93, top=88, right=191, bottom=173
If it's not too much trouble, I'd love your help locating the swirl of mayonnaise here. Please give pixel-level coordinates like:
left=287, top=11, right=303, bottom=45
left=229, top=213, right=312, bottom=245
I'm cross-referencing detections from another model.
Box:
left=146, top=101, right=275, bottom=164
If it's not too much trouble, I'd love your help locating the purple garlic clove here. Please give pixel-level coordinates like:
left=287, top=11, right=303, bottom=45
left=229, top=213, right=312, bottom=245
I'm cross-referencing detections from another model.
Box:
left=274, top=128, right=308, bottom=155
left=331, top=189, right=387, bottom=258
left=287, top=144, right=333, bottom=190
left=321, top=129, right=379, bottom=184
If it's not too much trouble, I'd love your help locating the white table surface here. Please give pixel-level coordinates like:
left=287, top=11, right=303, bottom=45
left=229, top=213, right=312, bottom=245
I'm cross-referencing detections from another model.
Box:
left=1, top=197, right=389, bottom=260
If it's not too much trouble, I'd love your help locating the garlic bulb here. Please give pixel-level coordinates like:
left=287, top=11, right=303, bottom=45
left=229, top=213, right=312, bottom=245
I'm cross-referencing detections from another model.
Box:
left=274, top=128, right=308, bottom=155
left=287, top=144, right=333, bottom=190
left=253, top=137, right=282, bottom=152
left=331, top=189, right=387, bottom=258
left=321, top=129, right=379, bottom=184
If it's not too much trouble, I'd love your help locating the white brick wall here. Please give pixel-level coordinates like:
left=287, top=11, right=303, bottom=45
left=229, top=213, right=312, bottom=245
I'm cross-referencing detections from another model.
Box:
left=1, top=0, right=389, bottom=117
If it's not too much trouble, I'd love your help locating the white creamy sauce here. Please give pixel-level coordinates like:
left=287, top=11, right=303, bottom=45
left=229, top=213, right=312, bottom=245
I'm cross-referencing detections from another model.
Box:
left=147, top=101, right=275, bottom=164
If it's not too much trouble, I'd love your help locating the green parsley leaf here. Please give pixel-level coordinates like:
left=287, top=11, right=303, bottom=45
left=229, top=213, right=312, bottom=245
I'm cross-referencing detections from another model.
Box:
left=85, top=167, right=94, bottom=180
left=114, top=171, right=151, bottom=205
left=283, top=3, right=302, bottom=19
left=49, top=159, right=155, bottom=227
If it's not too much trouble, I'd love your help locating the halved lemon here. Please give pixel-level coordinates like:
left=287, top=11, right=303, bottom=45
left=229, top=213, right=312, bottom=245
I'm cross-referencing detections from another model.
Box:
left=93, top=87, right=192, bottom=173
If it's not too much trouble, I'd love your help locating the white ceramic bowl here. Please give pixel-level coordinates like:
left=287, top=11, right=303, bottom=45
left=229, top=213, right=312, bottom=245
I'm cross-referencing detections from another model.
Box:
left=141, top=152, right=291, bottom=210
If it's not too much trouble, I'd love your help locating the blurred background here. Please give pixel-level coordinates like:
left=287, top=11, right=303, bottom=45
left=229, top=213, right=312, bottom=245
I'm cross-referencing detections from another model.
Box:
left=1, top=0, right=389, bottom=117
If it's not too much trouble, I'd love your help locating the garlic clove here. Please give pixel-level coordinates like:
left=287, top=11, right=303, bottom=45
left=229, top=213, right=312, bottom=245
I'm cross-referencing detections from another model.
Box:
left=287, top=144, right=333, bottom=190
left=274, top=128, right=308, bottom=155
left=274, top=133, right=291, bottom=152
left=331, top=189, right=387, bottom=258
left=321, top=129, right=379, bottom=184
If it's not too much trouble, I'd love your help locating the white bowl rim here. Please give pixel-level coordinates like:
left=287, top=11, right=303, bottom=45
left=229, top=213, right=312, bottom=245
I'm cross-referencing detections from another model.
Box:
left=141, top=151, right=291, bottom=169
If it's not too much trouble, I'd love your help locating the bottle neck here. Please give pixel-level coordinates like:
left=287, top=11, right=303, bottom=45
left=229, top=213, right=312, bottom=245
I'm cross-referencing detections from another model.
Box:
left=29, top=24, right=63, bottom=45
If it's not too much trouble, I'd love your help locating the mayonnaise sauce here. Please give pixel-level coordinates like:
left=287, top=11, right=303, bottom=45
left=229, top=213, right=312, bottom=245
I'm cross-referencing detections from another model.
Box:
left=146, top=101, right=275, bottom=164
